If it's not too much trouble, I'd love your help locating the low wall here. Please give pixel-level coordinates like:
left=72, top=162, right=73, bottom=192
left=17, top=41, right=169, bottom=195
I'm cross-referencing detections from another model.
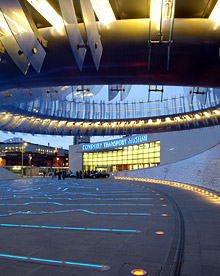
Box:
left=112, top=143, right=220, bottom=192
left=0, top=166, right=19, bottom=180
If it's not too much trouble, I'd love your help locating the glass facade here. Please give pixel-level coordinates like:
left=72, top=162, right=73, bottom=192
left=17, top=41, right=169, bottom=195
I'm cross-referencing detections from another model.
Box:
left=83, top=141, right=160, bottom=172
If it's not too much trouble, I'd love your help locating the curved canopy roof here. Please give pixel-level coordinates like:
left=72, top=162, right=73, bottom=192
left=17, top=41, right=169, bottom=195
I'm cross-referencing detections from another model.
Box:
left=0, top=0, right=219, bottom=90
left=0, top=0, right=220, bottom=136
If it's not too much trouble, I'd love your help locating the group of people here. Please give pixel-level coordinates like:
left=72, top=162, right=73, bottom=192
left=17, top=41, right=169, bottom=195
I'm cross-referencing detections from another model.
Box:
left=56, top=171, right=67, bottom=180
left=76, top=170, right=96, bottom=179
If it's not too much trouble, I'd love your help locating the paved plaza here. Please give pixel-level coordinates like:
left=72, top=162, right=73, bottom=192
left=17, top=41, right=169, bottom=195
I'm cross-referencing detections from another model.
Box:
left=0, top=177, right=220, bottom=275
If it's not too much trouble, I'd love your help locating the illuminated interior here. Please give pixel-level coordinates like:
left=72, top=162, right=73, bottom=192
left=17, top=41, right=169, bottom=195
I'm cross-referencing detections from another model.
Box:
left=83, top=141, right=160, bottom=172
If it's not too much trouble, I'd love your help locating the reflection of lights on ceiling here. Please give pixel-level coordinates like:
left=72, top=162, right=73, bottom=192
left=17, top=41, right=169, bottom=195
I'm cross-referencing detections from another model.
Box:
left=209, top=0, right=220, bottom=26
left=26, top=0, right=64, bottom=31
left=150, top=0, right=174, bottom=29
left=61, top=86, right=70, bottom=91
left=13, top=11, right=27, bottom=24
left=84, top=93, right=94, bottom=97
left=0, top=15, right=11, bottom=35
left=150, top=0, right=163, bottom=29
left=75, top=122, right=83, bottom=126
left=91, top=0, right=116, bottom=26
left=156, top=118, right=161, bottom=124
left=204, top=112, right=210, bottom=118
left=214, top=110, right=220, bottom=115
left=130, top=121, right=136, bottom=126
left=0, top=12, right=27, bottom=35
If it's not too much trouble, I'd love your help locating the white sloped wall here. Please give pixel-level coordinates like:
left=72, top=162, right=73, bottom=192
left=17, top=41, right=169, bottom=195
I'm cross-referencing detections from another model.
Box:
left=0, top=167, right=19, bottom=180
left=112, top=143, right=220, bottom=192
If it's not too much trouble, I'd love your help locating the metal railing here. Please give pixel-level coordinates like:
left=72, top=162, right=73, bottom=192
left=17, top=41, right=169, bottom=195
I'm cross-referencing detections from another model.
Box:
left=8, top=90, right=220, bottom=121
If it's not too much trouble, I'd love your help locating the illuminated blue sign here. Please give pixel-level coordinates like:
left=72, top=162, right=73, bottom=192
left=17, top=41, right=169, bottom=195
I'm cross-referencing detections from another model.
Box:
left=82, top=135, right=147, bottom=151
left=128, top=135, right=147, bottom=145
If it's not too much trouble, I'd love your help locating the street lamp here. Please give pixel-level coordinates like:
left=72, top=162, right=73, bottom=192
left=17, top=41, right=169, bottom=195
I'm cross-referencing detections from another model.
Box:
left=56, top=157, right=59, bottom=167
left=29, top=155, right=32, bottom=177
left=21, top=142, right=27, bottom=177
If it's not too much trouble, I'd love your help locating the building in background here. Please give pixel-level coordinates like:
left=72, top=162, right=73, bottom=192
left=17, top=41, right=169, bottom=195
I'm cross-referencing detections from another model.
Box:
left=69, top=134, right=160, bottom=173
left=73, top=136, right=90, bottom=145
left=0, top=138, right=68, bottom=168
left=69, top=126, right=220, bottom=173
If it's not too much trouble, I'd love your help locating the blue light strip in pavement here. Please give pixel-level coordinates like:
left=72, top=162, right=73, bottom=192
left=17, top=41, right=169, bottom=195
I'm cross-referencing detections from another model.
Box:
left=0, top=254, right=28, bottom=260
left=0, top=196, right=152, bottom=201
left=0, top=209, right=150, bottom=217
left=0, top=254, right=110, bottom=270
left=0, top=223, right=141, bottom=233
left=0, top=202, right=152, bottom=206
left=30, top=258, right=63, bottom=263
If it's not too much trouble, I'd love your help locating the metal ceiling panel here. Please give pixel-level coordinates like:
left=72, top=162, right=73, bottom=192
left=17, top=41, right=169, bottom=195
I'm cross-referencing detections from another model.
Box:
left=0, top=0, right=46, bottom=73
left=58, top=0, right=86, bottom=71
left=175, top=0, right=218, bottom=18
left=79, top=0, right=103, bottom=70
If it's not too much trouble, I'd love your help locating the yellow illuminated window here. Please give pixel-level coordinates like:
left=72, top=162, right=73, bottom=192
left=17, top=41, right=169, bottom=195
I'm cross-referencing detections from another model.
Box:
left=83, top=141, right=160, bottom=172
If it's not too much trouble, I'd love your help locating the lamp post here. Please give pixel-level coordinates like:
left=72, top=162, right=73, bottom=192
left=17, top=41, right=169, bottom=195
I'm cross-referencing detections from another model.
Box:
left=56, top=157, right=59, bottom=168
left=29, top=155, right=32, bottom=177
left=21, top=142, right=27, bottom=177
